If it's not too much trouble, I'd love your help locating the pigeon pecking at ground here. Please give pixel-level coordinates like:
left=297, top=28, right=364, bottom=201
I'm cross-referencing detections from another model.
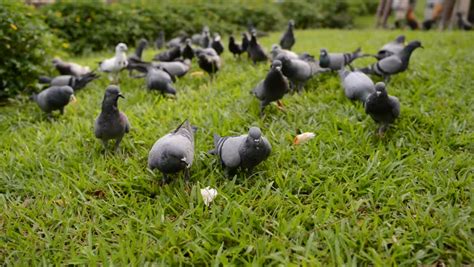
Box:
left=375, top=35, right=406, bottom=60
left=280, top=19, right=295, bottom=50
left=94, top=85, right=130, bottom=151
left=276, top=54, right=313, bottom=94
left=252, top=60, right=290, bottom=116
left=38, top=72, right=99, bottom=91
left=98, top=43, right=129, bottom=83
left=358, top=41, right=423, bottom=83
left=31, top=85, right=76, bottom=116
left=145, top=64, right=177, bottom=95
left=365, top=82, right=400, bottom=136
left=248, top=33, right=268, bottom=64
left=319, top=47, right=366, bottom=71
left=338, top=68, right=375, bottom=103
left=195, top=48, right=221, bottom=77
left=52, top=58, right=91, bottom=77
left=148, top=120, right=196, bottom=184
left=209, top=127, right=272, bottom=176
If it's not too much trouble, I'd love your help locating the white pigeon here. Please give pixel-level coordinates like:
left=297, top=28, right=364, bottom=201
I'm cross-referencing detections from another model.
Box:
left=98, top=43, right=128, bottom=82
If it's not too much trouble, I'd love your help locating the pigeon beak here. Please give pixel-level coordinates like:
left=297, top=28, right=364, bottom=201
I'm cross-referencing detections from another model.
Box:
left=69, top=95, right=77, bottom=103
left=118, top=93, right=125, bottom=99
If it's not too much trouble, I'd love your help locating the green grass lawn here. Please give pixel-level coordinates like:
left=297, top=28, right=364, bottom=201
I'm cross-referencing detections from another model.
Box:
left=1, top=29, right=473, bottom=265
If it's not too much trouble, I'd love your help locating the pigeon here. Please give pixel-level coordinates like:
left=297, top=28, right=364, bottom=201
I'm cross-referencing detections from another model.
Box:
left=241, top=33, right=250, bottom=54
left=277, top=54, right=313, bottom=93
left=200, top=30, right=211, bottom=48
left=196, top=48, right=221, bottom=77
left=181, top=39, right=195, bottom=60
left=148, top=120, right=196, bottom=184
left=155, top=30, right=165, bottom=49
left=94, top=85, right=130, bottom=150
left=209, top=127, right=272, bottom=176
left=98, top=43, right=128, bottom=82
left=211, top=33, right=224, bottom=55
left=191, top=26, right=210, bottom=46
left=52, top=58, right=91, bottom=77
left=376, top=35, right=405, bottom=60
left=153, top=46, right=181, bottom=62
left=248, top=33, right=268, bottom=64
left=228, top=35, right=244, bottom=58
left=152, top=59, right=191, bottom=79
left=127, top=39, right=148, bottom=75
left=280, top=19, right=295, bottom=50
left=338, top=68, right=375, bottom=103
left=145, top=65, right=177, bottom=95
left=38, top=72, right=99, bottom=91
left=271, top=44, right=298, bottom=60
left=358, top=41, right=423, bottom=83
left=166, top=36, right=186, bottom=49
left=365, top=82, right=400, bottom=136
left=252, top=60, right=290, bottom=116
left=319, top=47, right=365, bottom=70
left=31, top=86, right=75, bottom=116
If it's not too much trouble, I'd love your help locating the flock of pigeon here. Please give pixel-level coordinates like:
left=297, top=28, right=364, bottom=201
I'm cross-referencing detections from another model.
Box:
left=31, top=20, right=423, bottom=183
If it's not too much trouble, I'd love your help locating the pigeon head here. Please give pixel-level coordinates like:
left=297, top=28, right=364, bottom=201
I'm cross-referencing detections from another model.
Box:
left=271, top=60, right=283, bottom=71
left=319, top=48, right=330, bottom=68
left=289, top=20, right=295, bottom=27
left=395, top=35, right=406, bottom=44
left=52, top=58, right=61, bottom=65
left=116, top=43, right=128, bottom=53
left=229, top=35, right=235, bottom=43
left=250, top=33, right=257, bottom=45
left=102, top=85, right=124, bottom=110
left=202, top=26, right=210, bottom=34
left=213, top=33, right=221, bottom=41
left=247, top=127, right=263, bottom=148
left=60, top=86, right=75, bottom=103
left=374, top=82, right=388, bottom=97
left=406, top=40, right=423, bottom=49
left=271, top=44, right=281, bottom=52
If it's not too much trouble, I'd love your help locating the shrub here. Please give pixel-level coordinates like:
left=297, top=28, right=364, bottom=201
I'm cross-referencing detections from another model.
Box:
left=0, top=2, right=60, bottom=99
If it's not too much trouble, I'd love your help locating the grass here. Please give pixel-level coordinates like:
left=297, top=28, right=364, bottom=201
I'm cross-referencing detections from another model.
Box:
left=1, top=29, right=473, bottom=265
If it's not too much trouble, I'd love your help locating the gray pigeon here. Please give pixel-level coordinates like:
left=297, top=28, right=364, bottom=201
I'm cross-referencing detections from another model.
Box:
left=31, top=86, right=75, bottom=116
left=196, top=48, right=221, bottom=77
left=358, top=41, right=423, bottom=83
left=209, top=127, right=272, bottom=176
left=94, top=86, right=130, bottom=150
left=152, top=59, right=191, bottom=79
left=338, top=68, right=375, bottom=103
left=155, top=30, right=165, bottom=49
left=365, top=82, right=400, bottom=136
left=252, top=60, right=290, bottom=116
left=277, top=54, right=313, bottom=94
left=228, top=35, right=244, bottom=58
left=38, top=72, right=99, bottom=91
left=271, top=44, right=298, bottom=61
left=248, top=33, right=268, bottom=64
left=376, top=35, right=405, bottom=60
left=145, top=65, right=177, bottom=95
left=153, top=46, right=181, bottom=62
left=148, top=120, right=196, bottom=184
left=319, top=47, right=365, bottom=70
left=52, top=58, right=91, bottom=77
left=279, top=20, right=295, bottom=50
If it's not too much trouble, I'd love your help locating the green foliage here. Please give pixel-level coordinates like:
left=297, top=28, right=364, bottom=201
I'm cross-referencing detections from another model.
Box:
left=1, top=30, right=473, bottom=265
left=0, top=2, right=60, bottom=99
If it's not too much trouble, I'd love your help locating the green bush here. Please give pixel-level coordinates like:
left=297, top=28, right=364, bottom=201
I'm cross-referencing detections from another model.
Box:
left=40, top=1, right=353, bottom=55
left=0, top=2, right=60, bottom=99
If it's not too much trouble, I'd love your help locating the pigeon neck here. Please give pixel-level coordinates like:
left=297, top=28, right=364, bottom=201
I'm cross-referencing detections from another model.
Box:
left=135, top=43, right=146, bottom=58
left=115, top=51, right=127, bottom=61
left=101, top=97, right=119, bottom=113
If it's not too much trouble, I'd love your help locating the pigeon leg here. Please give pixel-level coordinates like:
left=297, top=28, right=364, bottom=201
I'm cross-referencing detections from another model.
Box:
left=276, top=100, right=285, bottom=111
left=114, top=136, right=123, bottom=151
left=184, top=168, right=191, bottom=183
left=384, top=76, right=391, bottom=85
left=297, top=83, right=304, bottom=94
left=161, top=174, right=169, bottom=186
left=377, top=124, right=389, bottom=137
left=60, top=108, right=65, bottom=115
left=101, top=139, right=108, bottom=150
left=259, top=102, right=268, bottom=117
left=348, top=64, right=355, bottom=71
left=224, top=167, right=236, bottom=178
